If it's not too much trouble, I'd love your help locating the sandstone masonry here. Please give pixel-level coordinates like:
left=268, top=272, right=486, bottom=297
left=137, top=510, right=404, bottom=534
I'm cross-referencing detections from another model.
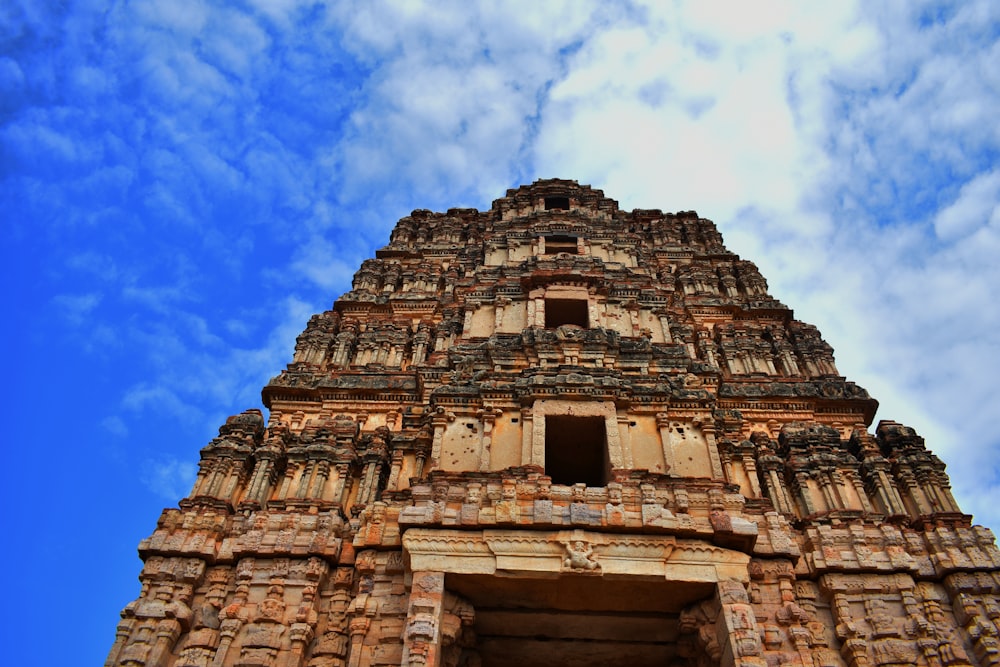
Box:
left=108, top=179, right=1000, bottom=667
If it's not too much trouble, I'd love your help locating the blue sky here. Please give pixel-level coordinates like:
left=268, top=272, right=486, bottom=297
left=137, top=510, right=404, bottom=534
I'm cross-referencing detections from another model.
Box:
left=2, top=2, right=999, bottom=664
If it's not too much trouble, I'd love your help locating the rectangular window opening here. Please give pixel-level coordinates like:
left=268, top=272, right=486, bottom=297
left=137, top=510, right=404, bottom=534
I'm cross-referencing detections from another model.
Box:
left=545, top=415, right=608, bottom=487
left=543, top=234, right=579, bottom=255
left=544, top=196, right=570, bottom=210
left=545, top=297, right=589, bottom=328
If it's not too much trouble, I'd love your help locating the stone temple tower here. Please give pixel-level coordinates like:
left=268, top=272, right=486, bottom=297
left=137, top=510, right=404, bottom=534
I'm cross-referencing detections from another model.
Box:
left=108, top=179, right=1000, bottom=667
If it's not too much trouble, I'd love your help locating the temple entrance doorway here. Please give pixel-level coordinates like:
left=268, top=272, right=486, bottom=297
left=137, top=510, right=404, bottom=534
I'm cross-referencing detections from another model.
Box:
left=446, top=573, right=716, bottom=667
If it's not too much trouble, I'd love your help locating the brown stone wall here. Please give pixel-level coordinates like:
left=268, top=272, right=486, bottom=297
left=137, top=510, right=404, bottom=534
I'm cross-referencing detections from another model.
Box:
left=109, top=180, right=1000, bottom=667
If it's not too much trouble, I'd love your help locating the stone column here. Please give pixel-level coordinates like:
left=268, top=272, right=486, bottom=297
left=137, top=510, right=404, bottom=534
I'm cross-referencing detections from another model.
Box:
left=716, top=580, right=765, bottom=667
left=657, top=313, right=673, bottom=343
left=311, top=460, right=331, bottom=499
left=332, top=463, right=352, bottom=508
left=530, top=409, right=545, bottom=468
left=386, top=449, right=404, bottom=494
left=656, top=413, right=677, bottom=474
left=430, top=410, right=453, bottom=468
left=612, top=414, right=632, bottom=469
left=296, top=461, right=315, bottom=499
left=741, top=448, right=762, bottom=498
left=494, top=297, right=508, bottom=333
left=402, top=571, right=447, bottom=667
left=104, top=617, right=135, bottom=667
left=520, top=407, right=534, bottom=467
left=701, top=421, right=725, bottom=480
left=220, top=459, right=247, bottom=505
left=479, top=407, right=501, bottom=471
left=275, top=462, right=296, bottom=501
left=874, top=467, right=907, bottom=516
left=462, top=307, right=474, bottom=336
left=246, top=452, right=280, bottom=506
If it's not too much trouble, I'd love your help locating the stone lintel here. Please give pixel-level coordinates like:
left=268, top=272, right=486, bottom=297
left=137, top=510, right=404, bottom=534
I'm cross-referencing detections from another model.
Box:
left=402, top=528, right=750, bottom=583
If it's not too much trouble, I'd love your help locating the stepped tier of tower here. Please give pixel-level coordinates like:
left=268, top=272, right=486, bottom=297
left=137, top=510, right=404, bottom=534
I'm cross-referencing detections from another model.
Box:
left=109, top=180, right=1000, bottom=667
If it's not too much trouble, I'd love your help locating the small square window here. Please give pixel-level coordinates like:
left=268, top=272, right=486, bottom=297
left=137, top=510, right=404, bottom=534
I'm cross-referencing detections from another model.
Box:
left=545, top=415, right=608, bottom=486
left=545, top=298, right=588, bottom=328
left=543, top=234, right=579, bottom=255
left=544, top=196, right=570, bottom=210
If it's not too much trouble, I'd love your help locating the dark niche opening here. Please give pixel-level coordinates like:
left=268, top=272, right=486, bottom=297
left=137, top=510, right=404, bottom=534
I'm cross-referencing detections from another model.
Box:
left=545, top=298, right=589, bottom=328
left=544, top=196, right=570, bottom=210
left=449, top=573, right=717, bottom=667
left=543, top=234, right=579, bottom=255
left=545, top=415, right=608, bottom=487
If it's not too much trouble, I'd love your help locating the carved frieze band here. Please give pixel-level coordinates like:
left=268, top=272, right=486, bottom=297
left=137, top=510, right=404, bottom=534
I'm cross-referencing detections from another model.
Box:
left=402, top=528, right=750, bottom=583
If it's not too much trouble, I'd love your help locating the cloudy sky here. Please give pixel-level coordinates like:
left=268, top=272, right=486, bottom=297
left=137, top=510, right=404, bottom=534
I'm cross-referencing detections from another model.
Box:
left=3, top=1, right=998, bottom=663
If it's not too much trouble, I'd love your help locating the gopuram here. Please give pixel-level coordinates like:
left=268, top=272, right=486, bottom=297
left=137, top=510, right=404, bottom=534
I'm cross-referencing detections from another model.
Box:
left=108, top=179, right=1000, bottom=667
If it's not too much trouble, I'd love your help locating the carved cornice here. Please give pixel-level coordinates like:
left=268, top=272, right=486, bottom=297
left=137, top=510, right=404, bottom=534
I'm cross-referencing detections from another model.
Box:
left=402, top=528, right=750, bottom=583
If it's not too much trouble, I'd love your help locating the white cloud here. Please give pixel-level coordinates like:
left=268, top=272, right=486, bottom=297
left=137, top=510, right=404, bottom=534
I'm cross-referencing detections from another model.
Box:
left=20, top=0, right=1000, bottom=530
left=308, top=1, right=1000, bottom=527
left=101, top=415, right=129, bottom=438
left=935, top=170, right=1000, bottom=241
left=51, top=292, right=102, bottom=330
left=141, top=456, right=198, bottom=501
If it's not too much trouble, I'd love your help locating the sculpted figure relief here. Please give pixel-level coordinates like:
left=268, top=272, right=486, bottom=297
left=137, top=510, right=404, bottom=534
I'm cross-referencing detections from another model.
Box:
left=563, top=539, right=600, bottom=572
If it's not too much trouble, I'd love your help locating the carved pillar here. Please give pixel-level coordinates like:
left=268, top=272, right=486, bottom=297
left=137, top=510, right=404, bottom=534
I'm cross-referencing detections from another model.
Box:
left=478, top=407, right=501, bottom=471
left=701, top=421, right=725, bottom=479
left=530, top=408, right=545, bottom=468
left=626, top=301, right=640, bottom=337
left=494, top=297, right=508, bottom=333
left=762, top=463, right=795, bottom=515
left=198, top=459, right=224, bottom=498
left=520, top=407, right=533, bottom=467
left=657, top=313, right=673, bottom=344
left=617, top=414, right=634, bottom=468
left=794, top=470, right=819, bottom=516
left=245, top=444, right=283, bottom=507
left=656, top=413, right=678, bottom=474
left=716, top=580, right=765, bottom=667
left=740, top=444, right=762, bottom=498
left=346, top=614, right=370, bottom=667
left=310, top=460, right=331, bottom=499
left=105, top=617, right=135, bottom=667
left=274, top=459, right=296, bottom=500
left=219, top=458, right=249, bottom=505
left=213, top=560, right=253, bottom=667
left=309, top=570, right=353, bottom=667
left=818, top=470, right=840, bottom=511
left=897, top=468, right=933, bottom=516
left=149, top=618, right=183, bottom=667
left=412, top=328, right=430, bottom=366
left=331, top=463, right=352, bottom=508
left=462, top=307, right=474, bottom=336
left=402, top=571, right=446, bottom=667
left=612, top=414, right=632, bottom=469
left=844, top=470, right=874, bottom=514
left=296, top=460, right=315, bottom=499
left=354, top=426, right=389, bottom=506
left=697, top=329, right=719, bottom=368
left=430, top=410, right=453, bottom=468
left=385, top=449, right=405, bottom=493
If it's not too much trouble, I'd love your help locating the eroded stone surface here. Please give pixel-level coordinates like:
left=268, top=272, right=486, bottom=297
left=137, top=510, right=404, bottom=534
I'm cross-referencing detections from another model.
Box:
left=109, top=180, right=999, bottom=667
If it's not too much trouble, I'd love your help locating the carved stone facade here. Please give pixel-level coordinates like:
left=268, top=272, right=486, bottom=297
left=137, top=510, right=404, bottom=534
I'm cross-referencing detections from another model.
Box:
left=109, top=179, right=1000, bottom=667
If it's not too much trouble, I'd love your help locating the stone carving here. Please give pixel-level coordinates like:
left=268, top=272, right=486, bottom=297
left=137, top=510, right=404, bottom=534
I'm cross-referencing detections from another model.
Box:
left=109, top=180, right=998, bottom=667
left=562, top=539, right=600, bottom=572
